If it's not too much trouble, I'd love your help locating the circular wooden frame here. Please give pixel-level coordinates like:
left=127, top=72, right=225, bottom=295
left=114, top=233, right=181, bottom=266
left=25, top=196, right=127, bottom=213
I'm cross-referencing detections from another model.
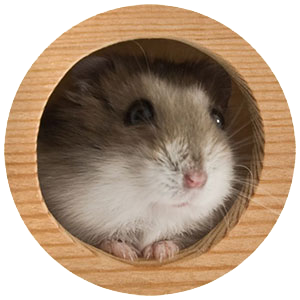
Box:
left=5, top=5, right=295, bottom=295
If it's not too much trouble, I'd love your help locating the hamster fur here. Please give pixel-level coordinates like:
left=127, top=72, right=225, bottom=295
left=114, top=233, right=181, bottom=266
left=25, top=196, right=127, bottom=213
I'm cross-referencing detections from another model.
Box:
left=37, top=54, right=235, bottom=261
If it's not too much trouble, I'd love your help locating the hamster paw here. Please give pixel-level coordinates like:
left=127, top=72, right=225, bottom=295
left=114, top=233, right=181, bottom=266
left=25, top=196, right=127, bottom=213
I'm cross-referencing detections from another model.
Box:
left=98, top=240, right=140, bottom=261
left=142, top=240, right=180, bottom=262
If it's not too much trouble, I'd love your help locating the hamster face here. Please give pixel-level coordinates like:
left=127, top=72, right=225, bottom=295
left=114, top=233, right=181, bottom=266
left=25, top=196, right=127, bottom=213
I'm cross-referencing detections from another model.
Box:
left=38, top=55, right=235, bottom=250
left=96, top=74, right=234, bottom=211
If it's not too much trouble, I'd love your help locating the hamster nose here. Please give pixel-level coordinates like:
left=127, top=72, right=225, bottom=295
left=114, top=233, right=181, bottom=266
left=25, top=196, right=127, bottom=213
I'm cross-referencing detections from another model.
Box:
left=184, top=171, right=207, bottom=189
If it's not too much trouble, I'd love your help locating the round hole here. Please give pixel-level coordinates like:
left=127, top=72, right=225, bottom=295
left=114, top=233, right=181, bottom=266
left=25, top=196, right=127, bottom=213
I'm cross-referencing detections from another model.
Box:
left=37, top=38, right=264, bottom=261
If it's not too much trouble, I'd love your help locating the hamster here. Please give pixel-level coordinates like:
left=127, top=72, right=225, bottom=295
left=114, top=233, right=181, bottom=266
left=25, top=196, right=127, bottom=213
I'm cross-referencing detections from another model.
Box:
left=37, top=54, right=235, bottom=261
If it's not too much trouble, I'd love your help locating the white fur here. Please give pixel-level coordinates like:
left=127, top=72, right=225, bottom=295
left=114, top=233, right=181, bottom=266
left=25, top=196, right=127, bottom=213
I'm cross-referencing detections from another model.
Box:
left=51, top=136, right=233, bottom=251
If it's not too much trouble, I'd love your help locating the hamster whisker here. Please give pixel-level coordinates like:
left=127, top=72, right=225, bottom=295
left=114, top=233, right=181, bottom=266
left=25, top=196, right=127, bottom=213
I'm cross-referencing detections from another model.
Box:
left=226, top=101, right=248, bottom=131
left=234, top=158, right=264, bottom=165
left=132, top=40, right=151, bottom=76
left=228, top=107, right=263, bottom=139
left=218, top=202, right=231, bottom=231
left=230, top=136, right=254, bottom=150
left=230, top=189, right=281, bottom=216
left=248, top=198, right=281, bottom=216
left=226, top=117, right=255, bottom=140
left=235, top=164, right=254, bottom=181
left=231, top=178, right=284, bottom=205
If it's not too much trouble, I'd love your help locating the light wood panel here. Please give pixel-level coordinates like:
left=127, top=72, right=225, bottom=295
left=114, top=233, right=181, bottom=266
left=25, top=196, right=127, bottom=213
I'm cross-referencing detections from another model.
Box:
left=4, top=5, right=295, bottom=295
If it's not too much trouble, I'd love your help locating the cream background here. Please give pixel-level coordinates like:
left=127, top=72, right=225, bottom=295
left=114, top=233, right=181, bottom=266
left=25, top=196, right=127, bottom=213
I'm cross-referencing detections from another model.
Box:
left=2, top=2, right=296, bottom=296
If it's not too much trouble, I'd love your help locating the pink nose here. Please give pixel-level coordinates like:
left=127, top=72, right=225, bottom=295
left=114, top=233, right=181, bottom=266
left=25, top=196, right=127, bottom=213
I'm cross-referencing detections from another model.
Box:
left=184, top=171, right=207, bottom=189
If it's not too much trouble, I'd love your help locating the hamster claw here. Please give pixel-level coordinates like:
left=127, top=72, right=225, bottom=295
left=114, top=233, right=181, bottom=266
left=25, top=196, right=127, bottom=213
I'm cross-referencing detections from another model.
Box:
left=142, top=240, right=179, bottom=261
left=98, top=239, right=140, bottom=261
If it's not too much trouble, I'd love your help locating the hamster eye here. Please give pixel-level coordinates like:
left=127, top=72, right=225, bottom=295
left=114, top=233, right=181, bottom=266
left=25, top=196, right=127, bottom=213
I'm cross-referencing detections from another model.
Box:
left=211, top=108, right=225, bottom=129
left=124, top=99, right=155, bottom=126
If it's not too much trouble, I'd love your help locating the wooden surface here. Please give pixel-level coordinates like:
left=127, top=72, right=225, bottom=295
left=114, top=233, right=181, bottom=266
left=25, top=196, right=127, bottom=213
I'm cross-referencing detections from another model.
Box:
left=4, top=5, right=295, bottom=295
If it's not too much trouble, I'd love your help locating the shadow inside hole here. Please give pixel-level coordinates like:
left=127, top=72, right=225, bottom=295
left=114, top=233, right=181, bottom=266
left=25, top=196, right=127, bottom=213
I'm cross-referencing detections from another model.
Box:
left=37, top=38, right=264, bottom=262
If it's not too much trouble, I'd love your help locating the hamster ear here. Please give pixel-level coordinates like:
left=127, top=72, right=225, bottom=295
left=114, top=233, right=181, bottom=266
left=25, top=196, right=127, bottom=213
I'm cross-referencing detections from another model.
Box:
left=199, top=60, right=232, bottom=111
left=69, top=55, right=115, bottom=82
left=50, top=55, right=115, bottom=104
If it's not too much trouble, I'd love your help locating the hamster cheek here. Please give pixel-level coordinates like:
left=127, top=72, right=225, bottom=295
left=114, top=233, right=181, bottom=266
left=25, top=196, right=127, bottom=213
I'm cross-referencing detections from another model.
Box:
left=204, top=142, right=234, bottom=189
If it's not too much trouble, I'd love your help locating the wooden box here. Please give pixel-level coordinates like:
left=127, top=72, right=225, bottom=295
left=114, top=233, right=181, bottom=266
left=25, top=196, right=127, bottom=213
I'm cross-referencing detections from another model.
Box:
left=4, top=5, right=295, bottom=295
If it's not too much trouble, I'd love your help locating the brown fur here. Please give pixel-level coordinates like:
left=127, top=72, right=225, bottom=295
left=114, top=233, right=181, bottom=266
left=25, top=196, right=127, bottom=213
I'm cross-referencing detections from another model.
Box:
left=38, top=54, right=231, bottom=159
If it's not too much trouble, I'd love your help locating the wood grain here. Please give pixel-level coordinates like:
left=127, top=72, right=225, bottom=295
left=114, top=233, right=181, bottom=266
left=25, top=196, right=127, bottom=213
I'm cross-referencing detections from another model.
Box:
left=4, top=5, right=295, bottom=295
